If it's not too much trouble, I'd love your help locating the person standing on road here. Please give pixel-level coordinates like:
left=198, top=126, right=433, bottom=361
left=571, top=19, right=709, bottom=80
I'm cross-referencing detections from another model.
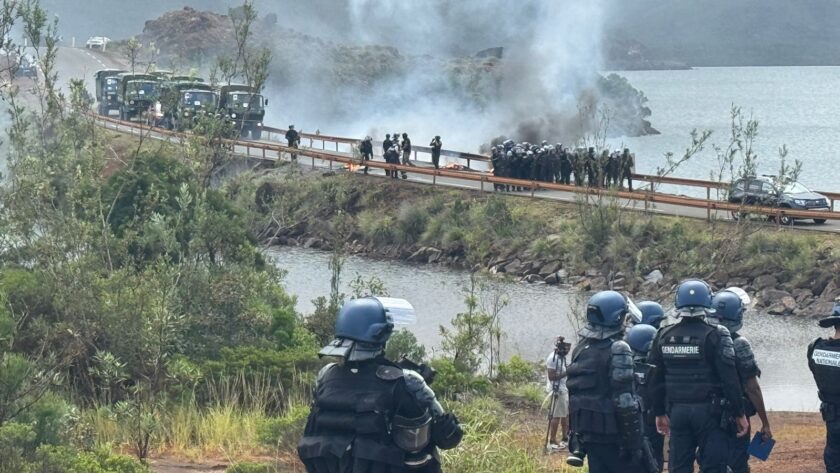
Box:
left=429, top=135, right=442, bottom=169
left=285, top=125, right=300, bottom=161
left=382, top=134, right=393, bottom=177
left=400, top=133, right=412, bottom=179
left=622, top=148, right=635, bottom=191
left=808, top=302, right=840, bottom=473
left=545, top=336, right=571, bottom=452
left=566, top=291, right=645, bottom=473
left=359, top=136, right=373, bottom=175
left=708, top=289, right=772, bottom=473
left=648, top=279, right=749, bottom=473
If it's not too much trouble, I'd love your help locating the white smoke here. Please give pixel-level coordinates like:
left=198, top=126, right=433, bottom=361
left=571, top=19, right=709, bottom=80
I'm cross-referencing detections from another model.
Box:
left=263, top=0, right=610, bottom=152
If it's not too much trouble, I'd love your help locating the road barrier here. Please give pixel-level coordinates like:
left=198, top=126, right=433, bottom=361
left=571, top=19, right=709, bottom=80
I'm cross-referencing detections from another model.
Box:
left=89, top=113, right=840, bottom=225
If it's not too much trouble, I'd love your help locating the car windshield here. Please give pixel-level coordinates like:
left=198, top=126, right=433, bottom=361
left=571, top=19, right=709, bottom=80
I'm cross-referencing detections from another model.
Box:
left=182, top=91, right=216, bottom=107
left=229, top=92, right=263, bottom=110
left=782, top=181, right=811, bottom=194
left=126, top=81, right=157, bottom=98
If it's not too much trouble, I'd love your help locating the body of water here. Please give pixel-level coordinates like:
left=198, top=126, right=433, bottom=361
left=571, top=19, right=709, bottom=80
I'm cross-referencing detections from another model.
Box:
left=615, top=66, right=840, bottom=196
left=269, top=246, right=825, bottom=412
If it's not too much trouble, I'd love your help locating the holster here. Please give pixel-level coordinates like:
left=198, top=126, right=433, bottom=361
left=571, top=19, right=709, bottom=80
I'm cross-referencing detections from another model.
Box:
left=711, top=396, right=736, bottom=433
left=821, top=402, right=838, bottom=423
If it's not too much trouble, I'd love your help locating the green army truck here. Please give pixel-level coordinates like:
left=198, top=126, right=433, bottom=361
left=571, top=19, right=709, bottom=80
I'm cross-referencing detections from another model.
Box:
left=94, top=69, right=126, bottom=116
left=217, top=84, right=267, bottom=140
left=163, top=82, right=217, bottom=131
left=116, top=73, right=159, bottom=122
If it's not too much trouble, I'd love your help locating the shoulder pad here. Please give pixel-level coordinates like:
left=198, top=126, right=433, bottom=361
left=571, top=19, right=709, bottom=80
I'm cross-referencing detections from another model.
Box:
left=376, top=365, right=404, bottom=381
left=808, top=338, right=822, bottom=357
left=715, top=324, right=732, bottom=337
left=611, top=340, right=632, bottom=356
left=733, top=335, right=753, bottom=352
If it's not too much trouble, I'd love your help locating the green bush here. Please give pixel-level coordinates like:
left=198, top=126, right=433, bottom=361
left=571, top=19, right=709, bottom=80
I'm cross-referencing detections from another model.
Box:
left=255, top=403, right=310, bottom=451
left=385, top=329, right=427, bottom=362
left=395, top=203, right=429, bottom=244
left=31, top=445, right=151, bottom=473
left=496, top=356, right=538, bottom=385
left=430, top=359, right=490, bottom=398
left=357, top=211, right=395, bottom=245
left=226, top=462, right=282, bottom=473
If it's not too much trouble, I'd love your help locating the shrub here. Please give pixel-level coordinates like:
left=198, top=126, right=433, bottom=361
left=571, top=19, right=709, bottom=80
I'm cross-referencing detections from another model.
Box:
left=385, top=329, right=427, bottom=362
left=226, top=462, right=282, bottom=473
left=395, top=203, right=429, bottom=244
left=496, top=356, right=538, bottom=385
left=255, top=403, right=310, bottom=451
left=28, top=445, right=151, bottom=473
left=430, top=359, right=490, bottom=398
left=357, top=211, right=395, bottom=245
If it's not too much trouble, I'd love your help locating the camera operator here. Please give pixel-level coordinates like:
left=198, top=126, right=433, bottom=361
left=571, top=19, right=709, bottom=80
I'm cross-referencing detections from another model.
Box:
left=545, top=335, right=571, bottom=452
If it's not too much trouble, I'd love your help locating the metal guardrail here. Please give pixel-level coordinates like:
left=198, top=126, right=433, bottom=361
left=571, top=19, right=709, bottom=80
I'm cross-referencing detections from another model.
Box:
left=90, top=113, right=840, bottom=224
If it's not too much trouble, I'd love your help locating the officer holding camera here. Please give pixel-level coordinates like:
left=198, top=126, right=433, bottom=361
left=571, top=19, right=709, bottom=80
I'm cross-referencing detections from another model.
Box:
left=809, top=301, right=840, bottom=473
left=545, top=335, right=571, bottom=452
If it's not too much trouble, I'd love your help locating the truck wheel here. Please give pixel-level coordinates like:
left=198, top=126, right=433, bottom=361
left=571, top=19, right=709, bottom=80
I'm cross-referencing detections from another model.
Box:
left=814, top=219, right=827, bottom=224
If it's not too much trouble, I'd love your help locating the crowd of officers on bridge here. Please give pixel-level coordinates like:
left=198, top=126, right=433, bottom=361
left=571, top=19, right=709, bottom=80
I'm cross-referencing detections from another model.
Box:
left=296, top=279, right=840, bottom=473
left=491, top=141, right=636, bottom=192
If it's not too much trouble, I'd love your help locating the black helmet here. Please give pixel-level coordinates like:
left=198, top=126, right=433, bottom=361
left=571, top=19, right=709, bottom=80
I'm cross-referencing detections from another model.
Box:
left=319, top=297, right=394, bottom=361
left=819, top=302, right=840, bottom=328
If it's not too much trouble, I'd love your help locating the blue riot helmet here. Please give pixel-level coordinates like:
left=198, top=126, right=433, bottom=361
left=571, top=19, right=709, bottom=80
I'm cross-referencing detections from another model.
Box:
left=709, top=290, right=744, bottom=333
left=637, top=301, right=665, bottom=328
left=319, top=297, right=394, bottom=361
left=580, top=290, right=629, bottom=340
left=626, top=324, right=657, bottom=358
left=674, top=279, right=714, bottom=317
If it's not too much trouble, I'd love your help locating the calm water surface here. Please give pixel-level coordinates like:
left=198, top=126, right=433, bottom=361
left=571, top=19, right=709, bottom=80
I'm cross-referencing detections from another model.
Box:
left=615, top=66, right=840, bottom=196
left=269, top=246, right=824, bottom=412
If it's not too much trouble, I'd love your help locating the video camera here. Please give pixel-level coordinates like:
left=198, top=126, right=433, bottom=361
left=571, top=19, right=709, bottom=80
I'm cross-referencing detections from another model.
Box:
left=554, top=336, right=571, bottom=356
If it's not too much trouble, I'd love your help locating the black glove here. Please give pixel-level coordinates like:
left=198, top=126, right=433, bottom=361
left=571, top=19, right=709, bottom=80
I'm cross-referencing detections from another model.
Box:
left=431, top=413, right=463, bottom=450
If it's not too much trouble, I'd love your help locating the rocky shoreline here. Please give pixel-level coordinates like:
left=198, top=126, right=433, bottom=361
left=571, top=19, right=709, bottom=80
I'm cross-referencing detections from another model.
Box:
left=267, top=231, right=836, bottom=320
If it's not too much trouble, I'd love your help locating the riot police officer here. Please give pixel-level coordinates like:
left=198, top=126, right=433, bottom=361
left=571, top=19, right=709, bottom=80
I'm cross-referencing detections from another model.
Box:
left=298, top=298, right=464, bottom=472
left=637, top=301, right=666, bottom=329
left=359, top=136, right=373, bottom=175
left=627, top=324, right=664, bottom=472
left=709, top=289, right=772, bottom=473
left=648, top=280, right=749, bottom=473
left=808, top=302, right=840, bottom=473
left=285, top=125, right=301, bottom=161
left=566, top=291, right=645, bottom=473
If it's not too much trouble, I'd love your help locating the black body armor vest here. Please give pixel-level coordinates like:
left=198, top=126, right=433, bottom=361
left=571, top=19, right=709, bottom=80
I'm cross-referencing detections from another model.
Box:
left=658, top=320, right=722, bottom=403
left=567, top=338, right=619, bottom=439
left=809, top=338, right=840, bottom=405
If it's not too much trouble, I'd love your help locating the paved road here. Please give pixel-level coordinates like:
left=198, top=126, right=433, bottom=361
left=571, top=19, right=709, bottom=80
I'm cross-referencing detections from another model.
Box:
left=56, top=47, right=840, bottom=233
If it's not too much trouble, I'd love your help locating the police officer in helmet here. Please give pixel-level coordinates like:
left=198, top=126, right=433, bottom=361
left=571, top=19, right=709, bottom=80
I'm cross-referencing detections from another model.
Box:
left=708, top=289, right=771, bottom=473
left=808, top=301, right=840, bottom=473
left=297, top=298, right=463, bottom=473
left=626, top=324, right=664, bottom=472
left=648, top=280, right=749, bottom=473
left=637, top=301, right=666, bottom=329
left=566, top=290, right=645, bottom=473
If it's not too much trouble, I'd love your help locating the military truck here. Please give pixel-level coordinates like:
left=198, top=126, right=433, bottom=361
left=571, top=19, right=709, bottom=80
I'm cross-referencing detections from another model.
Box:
left=160, top=81, right=216, bottom=130
left=94, top=69, right=126, bottom=116
left=115, top=73, right=159, bottom=122
left=217, top=84, right=267, bottom=140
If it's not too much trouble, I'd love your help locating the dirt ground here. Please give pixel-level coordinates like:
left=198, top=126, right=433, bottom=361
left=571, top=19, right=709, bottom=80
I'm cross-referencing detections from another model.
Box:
left=147, top=411, right=828, bottom=473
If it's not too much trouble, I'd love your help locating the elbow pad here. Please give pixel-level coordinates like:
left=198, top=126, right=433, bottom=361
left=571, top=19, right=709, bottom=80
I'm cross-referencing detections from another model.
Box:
left=403, top=369, right=445, bottom=417
left=610, top=341, right=636, bottom=388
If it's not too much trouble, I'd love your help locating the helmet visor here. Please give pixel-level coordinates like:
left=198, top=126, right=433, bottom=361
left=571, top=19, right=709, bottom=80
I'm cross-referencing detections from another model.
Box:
left=626, top=297, right=643, bottom=324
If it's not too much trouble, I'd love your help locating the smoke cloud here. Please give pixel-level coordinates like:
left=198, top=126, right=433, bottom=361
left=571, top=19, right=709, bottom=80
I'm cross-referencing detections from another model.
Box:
left=262, top=0, right=610, bottom=152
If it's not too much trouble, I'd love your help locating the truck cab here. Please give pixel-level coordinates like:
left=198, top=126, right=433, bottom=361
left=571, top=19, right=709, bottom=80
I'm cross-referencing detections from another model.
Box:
left=217, top=84, right=267, bottom=140
left=173, top=83, right=216, bottom=130
left=94, top=69, right=126, bottom=116
left=116, top=73, right=159, bottom=122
